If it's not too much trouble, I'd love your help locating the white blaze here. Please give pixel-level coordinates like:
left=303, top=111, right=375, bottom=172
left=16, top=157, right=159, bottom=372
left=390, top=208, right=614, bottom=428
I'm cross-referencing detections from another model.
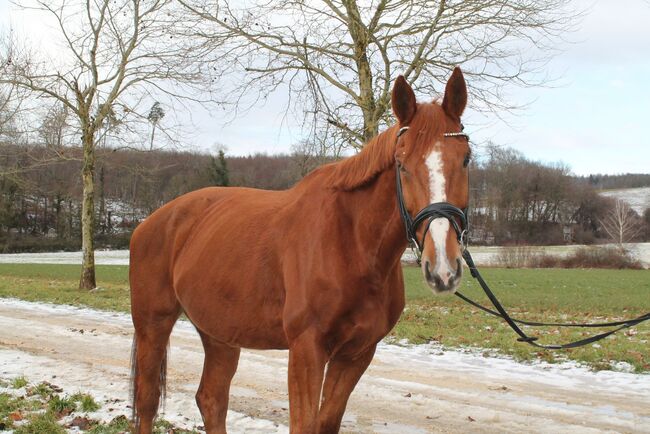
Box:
left=425, top=146, right=453, bottom=283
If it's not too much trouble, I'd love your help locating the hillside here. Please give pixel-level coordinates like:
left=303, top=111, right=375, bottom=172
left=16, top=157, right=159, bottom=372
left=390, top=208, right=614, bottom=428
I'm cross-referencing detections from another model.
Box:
left=599, top=187, right=650, bottom=215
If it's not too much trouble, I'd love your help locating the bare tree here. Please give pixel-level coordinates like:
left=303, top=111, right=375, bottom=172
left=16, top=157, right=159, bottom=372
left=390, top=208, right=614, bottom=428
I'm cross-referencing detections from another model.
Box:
left=1, top=0, right=218, bottom=289
left=0, top=89, right=18, bottom=141
left=0, top=73, right=30, bottom=144
left=39, top=102, right=69, bottom=148
left=600, top=200, right=643, bottom=246
left=178, top=0, right=579, bottom=150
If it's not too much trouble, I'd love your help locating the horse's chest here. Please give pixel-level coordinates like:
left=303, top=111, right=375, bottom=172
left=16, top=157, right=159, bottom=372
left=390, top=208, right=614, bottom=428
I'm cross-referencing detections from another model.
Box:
left=324, top=290, right=404, bottom=357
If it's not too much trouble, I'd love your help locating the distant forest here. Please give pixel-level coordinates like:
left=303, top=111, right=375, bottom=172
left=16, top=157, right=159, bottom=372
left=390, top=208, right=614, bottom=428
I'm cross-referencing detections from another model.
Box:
left=1, top=143, right=648, bottom=252
left=576, top=174, right=650, bottom=190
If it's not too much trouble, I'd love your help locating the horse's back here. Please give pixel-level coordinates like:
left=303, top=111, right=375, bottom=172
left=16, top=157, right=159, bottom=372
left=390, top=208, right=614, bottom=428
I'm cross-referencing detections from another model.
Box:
left=130, top=186, right=285, bottom=276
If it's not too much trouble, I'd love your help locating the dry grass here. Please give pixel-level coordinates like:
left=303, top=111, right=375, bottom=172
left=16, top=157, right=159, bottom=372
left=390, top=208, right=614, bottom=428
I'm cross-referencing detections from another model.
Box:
left=497, top=245, right=644, bottom=269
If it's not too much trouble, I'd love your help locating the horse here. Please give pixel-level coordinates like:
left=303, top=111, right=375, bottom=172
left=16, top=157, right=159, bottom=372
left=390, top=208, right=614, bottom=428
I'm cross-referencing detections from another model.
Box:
left=129, top=67, right=471, bottom=434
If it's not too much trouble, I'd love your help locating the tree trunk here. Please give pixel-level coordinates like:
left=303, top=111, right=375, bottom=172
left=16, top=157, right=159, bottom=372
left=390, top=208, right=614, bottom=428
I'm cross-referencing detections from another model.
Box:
left=342, top=0, right=378, bottom=143
left=98, top=166, right=106, bottom=234
left=79, top=131, right=96, bottom=290
left=67, top=199, right=73, bottom=239
left=150, top=123, right=156, bottom=151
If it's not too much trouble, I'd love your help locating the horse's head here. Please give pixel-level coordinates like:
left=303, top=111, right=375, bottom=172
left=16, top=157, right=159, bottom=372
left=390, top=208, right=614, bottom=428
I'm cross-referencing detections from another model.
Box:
left=392, top=67, right=470, bottom=294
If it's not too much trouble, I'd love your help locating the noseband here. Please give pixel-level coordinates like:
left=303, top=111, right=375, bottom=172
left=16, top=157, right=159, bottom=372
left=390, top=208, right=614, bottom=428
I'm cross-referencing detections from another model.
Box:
left=394, top=126, right=469, bottom=264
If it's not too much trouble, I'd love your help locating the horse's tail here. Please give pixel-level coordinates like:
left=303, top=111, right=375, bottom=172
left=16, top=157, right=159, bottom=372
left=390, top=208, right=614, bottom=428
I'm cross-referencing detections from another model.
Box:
left=130, top=335, right=140, bottom=427
left=129, top=335, right=170, bottom=428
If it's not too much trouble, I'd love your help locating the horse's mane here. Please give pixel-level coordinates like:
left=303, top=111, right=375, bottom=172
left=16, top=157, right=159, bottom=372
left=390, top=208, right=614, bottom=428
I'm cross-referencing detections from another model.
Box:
left=327, top=126, right=398, bottom=191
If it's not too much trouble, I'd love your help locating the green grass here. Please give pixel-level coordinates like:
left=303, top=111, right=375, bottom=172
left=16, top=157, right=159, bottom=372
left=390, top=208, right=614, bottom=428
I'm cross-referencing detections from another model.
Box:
left=14, top=411, right=66, bottom=434
left=86, top=415, right=130, bottom=434
left=11, top=376, right=28, bottom=389
left=0, top=263, right=648, bottom=372
left=71, top=392, right=101, bottom=412
left=48, top=395, right=77, bottom=414
left=0, top=264, right=128, bottom=284
left=0, top=392, right=45, bottom=431
left=0, top=264, right=131, bottom=312
left=394, top=266, right=650, bottom=371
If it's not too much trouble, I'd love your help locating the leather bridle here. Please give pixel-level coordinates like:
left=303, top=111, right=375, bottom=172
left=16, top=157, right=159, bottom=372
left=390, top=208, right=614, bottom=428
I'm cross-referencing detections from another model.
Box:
left=393, top=124, right=650, bottom=349
left=394, top=125, right=469, bottom=265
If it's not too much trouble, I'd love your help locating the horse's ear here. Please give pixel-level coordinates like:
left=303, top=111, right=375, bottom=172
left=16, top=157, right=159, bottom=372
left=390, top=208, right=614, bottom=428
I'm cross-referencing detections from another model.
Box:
left=392, top=75, right=416, bottom=125
left=441, top=67, right=467, bottom=121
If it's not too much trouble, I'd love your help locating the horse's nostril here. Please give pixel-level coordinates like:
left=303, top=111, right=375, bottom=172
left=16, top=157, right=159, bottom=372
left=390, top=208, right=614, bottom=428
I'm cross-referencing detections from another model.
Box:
left=424, top=261, right=433, bottom=281
left=455, top=258, right=463, bottom=278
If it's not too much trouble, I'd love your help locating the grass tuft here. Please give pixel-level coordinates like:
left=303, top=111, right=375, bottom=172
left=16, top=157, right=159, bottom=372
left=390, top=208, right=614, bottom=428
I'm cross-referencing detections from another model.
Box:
left=14, top=411, right=65, bottom=434
left=71, top=392, right=101, bottom=412
left=48, top=394, right=77, bottom=414
left=87, top=414, right=130, bottom=434
left=11, top=376, right=28, bottom=389
left=28, top=382, right=55, bottom=399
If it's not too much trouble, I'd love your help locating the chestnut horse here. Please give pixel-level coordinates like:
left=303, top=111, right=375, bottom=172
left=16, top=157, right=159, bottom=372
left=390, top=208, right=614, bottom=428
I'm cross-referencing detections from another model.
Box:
left=130, top=67, right=471, bottom=433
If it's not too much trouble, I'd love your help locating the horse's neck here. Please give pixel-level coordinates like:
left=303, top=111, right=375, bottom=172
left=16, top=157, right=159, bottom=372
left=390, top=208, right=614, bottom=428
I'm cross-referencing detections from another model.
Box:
left=342, top=166, right=408, bottom=271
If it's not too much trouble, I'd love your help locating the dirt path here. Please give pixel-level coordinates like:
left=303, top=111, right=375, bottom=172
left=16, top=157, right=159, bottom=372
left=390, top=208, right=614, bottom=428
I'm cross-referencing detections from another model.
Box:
left=0, top=299, right=649, bottom=433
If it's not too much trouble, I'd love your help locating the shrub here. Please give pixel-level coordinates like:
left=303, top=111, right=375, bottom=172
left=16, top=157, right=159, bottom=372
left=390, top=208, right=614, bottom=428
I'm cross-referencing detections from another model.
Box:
left=496, top=245, right=542, bottom=268
left=496, top=245, right=643, bottom=269
left=558, top=246, right=644, bottom=269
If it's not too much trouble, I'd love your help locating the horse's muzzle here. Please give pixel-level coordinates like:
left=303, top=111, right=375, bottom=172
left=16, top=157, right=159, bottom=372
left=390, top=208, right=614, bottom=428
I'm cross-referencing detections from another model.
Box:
left=423, top=258, right=462, bottom=294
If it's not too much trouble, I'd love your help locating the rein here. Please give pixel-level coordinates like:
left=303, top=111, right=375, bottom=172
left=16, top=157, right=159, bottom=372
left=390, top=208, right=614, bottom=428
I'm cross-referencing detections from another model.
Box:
left=394, top=126, right=650, bottom=349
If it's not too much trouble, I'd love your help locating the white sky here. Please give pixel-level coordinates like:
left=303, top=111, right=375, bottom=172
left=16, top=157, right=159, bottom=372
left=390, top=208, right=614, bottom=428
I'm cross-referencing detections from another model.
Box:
left=1, top=0, right=649, bottom=176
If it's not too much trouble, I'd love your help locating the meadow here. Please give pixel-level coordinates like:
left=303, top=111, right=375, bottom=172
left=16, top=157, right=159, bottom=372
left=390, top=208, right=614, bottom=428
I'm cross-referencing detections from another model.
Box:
left=0, top=263, right=648, bottom=372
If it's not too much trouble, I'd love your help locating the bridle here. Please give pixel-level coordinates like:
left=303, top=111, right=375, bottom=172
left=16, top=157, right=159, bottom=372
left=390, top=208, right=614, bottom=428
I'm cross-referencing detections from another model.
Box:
left=393, top=124, right=650, bottom=349
left=394, top=125, right=469, bottom=265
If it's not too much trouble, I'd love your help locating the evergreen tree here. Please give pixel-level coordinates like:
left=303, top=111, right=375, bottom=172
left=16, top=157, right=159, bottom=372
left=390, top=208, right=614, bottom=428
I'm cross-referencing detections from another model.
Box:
left=209, top=150, right=229, bottom=187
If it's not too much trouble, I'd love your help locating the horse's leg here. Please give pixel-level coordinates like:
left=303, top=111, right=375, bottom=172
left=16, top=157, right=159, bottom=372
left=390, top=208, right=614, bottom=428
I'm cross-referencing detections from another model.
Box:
left=317, top=344, right=376, bottom=434
left=288, top=329, right=328, bottom=434
left=131, top=270, right=181, bottom=434
left=195, top=331, right=241, bottom=434
left=131, top=311, right=180, bottom=433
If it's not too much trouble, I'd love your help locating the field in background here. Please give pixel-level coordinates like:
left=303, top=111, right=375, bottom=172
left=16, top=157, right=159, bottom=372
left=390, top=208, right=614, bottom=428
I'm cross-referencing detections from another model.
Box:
left=0, top=263, right=647, bottom=372
left=2, top=242, right=648, bottom=268
left=600, top=186, right=650, bottom=215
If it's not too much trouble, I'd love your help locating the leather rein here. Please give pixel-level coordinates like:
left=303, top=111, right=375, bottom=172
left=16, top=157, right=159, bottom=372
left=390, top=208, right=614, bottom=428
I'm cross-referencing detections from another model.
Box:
left=394, top=126, right=650, bottom=350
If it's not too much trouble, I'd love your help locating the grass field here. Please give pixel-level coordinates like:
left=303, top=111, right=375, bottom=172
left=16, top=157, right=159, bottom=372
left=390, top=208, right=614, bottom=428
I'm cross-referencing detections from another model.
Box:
left=0, top=263, right=648, bottom=372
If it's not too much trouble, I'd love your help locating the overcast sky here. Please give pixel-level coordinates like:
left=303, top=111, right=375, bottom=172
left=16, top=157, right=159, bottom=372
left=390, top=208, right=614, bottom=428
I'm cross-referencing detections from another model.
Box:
left=2, top=0, right=649, bottom=176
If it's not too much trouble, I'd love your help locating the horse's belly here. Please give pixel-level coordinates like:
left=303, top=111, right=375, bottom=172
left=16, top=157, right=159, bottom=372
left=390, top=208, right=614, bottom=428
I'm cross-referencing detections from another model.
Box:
left=173, top=245, right=289, bottom=350
left=176, top=279, right=289, bottom=349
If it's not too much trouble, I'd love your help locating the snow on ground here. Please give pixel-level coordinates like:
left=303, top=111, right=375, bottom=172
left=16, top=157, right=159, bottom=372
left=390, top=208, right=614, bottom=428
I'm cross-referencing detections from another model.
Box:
left=0, top=349, right=286, bottom=434
left=453, top=243, right=650, bottom=268
left=1, top=298, right=649, bottom=433
left=0, top=298, right=286, bottom=433
left=2, top=244, right=649, bottom=268
left=0, top=249, right=130, bottom=265
left=600, top=187, right=650, bottom=215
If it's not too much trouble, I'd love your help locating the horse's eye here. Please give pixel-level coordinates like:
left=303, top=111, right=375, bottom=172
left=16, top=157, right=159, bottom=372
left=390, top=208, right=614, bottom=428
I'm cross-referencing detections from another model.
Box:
left=463, top=153, right=471, bottom=168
